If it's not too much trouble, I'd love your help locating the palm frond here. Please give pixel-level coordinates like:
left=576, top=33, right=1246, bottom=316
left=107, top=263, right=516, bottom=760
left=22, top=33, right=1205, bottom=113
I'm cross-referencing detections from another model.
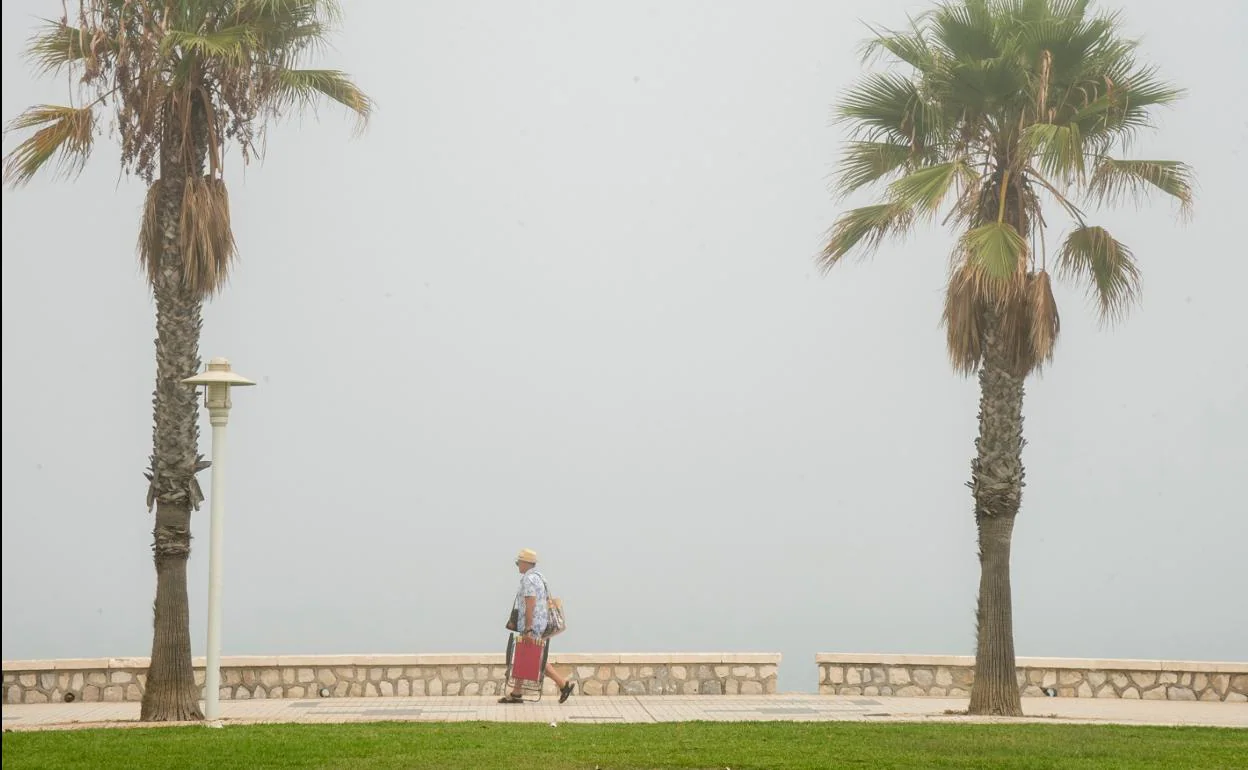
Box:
left=1021, top=123, right=1086, bottom=184
left=837, top=73, right=939, bottom=148
left=819, top=203, right=916, bottom=269
left=272, top=68, right=373, bottom=129
left=1086, top=158, right=1193, bottom=217
left=959, top=221, right=1028, bottom=287
left=1026, top=269, right=1060, bottom=368
left=886, top=160, right=974, bottom=219
left=833, top=141, right=918, bottom=197
left=1055, top=224, right=1139, bottom=322
left=164, top=27, right=256, bottom=64
left=943, top=262, right=984, bottom=375
left=26, top=19, right=100, bottom=74
left=3, top=105, right=96, bottom=187
left=140, top=176, right=237, bottom=295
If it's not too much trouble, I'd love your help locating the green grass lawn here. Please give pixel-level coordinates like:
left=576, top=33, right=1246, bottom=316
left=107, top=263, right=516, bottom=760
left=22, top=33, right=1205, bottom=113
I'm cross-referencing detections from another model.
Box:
left=3, top=721, right=1245, bottom=770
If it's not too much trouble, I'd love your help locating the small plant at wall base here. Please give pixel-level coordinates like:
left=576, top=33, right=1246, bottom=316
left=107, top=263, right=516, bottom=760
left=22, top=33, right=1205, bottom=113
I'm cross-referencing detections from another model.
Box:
left=2, top=1, right=371, bottom=721
left=819, top=0, right=1192, bottom=716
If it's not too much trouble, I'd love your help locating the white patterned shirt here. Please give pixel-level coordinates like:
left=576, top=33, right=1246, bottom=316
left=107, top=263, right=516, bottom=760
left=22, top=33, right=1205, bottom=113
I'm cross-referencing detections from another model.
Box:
left=513, top=570, right=549, bottom=636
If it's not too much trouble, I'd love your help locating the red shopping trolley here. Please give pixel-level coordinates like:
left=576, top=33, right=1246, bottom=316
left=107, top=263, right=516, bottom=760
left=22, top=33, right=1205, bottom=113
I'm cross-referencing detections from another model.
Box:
left=504, top=632, right=550, bottom=701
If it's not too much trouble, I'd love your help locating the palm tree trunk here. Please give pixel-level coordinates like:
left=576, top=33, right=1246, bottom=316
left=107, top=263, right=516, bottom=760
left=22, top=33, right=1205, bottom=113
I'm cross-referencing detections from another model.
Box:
left=140, top=109, right=208, bottom=722
left=966, top=307, right=1025, bottom=717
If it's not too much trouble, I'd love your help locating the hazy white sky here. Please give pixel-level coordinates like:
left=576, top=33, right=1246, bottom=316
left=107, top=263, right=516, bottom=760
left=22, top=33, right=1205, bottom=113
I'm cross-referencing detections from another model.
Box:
left=2, top=1, right=1245, bottom=692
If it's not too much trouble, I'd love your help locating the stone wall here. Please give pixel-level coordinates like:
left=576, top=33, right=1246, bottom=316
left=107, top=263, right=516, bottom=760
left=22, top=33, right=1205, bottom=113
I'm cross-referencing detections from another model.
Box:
left=2, top=653, right=779, bottom=705
left=817, top=654, right=1248, bottom=702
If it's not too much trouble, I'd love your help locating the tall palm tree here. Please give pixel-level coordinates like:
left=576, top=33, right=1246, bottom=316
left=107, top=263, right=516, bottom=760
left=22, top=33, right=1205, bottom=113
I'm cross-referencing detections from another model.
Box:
left=820, top=0, right=1191, bottom=715
left=3, top=0, right=371, bottom=721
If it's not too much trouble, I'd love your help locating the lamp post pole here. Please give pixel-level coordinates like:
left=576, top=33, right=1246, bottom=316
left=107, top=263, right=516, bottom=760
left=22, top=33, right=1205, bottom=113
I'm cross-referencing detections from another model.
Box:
left=183, top=358, right=254, bottom=726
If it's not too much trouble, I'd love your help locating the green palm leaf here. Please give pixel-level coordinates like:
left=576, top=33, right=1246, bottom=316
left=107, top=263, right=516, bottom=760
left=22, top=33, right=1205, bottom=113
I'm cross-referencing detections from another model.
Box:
left=1056, top=224, right=1139, bottom=321
left=1087, top=158, right=1193, bottom=215
left=820, top=203, right=915, bottom=268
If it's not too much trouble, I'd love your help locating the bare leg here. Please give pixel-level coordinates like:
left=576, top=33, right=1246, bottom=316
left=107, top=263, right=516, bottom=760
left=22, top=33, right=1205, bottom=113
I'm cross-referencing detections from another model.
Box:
left=545, top=664, right=566, bottom=689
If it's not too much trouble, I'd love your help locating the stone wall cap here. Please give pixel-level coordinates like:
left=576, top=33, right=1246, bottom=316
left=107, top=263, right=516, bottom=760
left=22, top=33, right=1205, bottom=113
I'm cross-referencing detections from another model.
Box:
left=815, top=653, right=1247, bottom=673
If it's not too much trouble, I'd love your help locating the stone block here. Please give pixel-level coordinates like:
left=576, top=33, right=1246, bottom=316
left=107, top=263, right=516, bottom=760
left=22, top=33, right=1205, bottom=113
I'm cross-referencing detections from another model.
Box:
left=1226, top=692, right=1247, bottom=703
left=1130, top=672, right=1157, bottom=688
left=1058, top=687, right=1075, bottom=697
left=765, top=678, right=777, bottom=694
left=25, top=691, right=49, bottom=704
left=1198, top=689, right=1221, bottom=702
left=1158, top=672, right=1179, bottom=685
left=1193, top=673, right=1209, bottom=692
left=194, top=671, right=205, bottom=686
left=846, top=668, right=862, bottom=685
left=1142, top=687, right=1167, bottom=700
left=236, top=687, right=252, bottom=700
left=1021, top=685, right=1044, bottom=697
left=936, top=668, right=954, bottom=687
left=913, top=669, right=934, bottom=687
left=379, top=681, right=394, bottom=697
left=583, top=679, right=604, bottom=695
left=411, top=679, right=427, bottom=696
left=125, top=684, right=141, bottom=700
left=724, top=679, right=738, bottom=695
left=871, top=667, right=887, bottom=684
left=109, top=671, right=131, bottom=685
left=1058, top=670, right=1081, bottom=686
left=1095, top=684, right=1117, bottom=698
left=681, top=681, right=699, bottom=695
left=615, top=666, right=631, bottom=680
left=841, top=686, right=863, bottom=696
left=827, top=667, right=845, bottom=684
left=741, top=680, right=764, bottom=695
left=1086, top=671, right=1107, bottom=688
left=888, top=669, right=910, bottom=686
left=347, top=682, right=363, bottom=697
left=639, top=667, right=655, bottom=678
left=387, top=668, right=404, bottom=680
left=243, top=670, right=259, bottom=687
left=298, top=668, right=315, bottom=684
left=87, top=673, right=107, bottom=687
left=624, top=681, right=646, bottom=695
left=1230, top=675, right=1248, bottom=695
left=18, top=674, right=37, bottom=688
left=331, top=681, right=347, bottom=697
left=953, top=668, right=976, bottom=687
left=396, top=679, right=410, bottom=696
left=863, top=686, right=879, bottom=696
left=1076, top=682, right=1093, bottom=698
left=364, top=682, right=378, bottom=697
left=714, top=666, right=730, bottom=678
left=288, top=685, right=306, bottom=698
left=1122, top=687, right=1139, bottom=699
left=446, top=682, right=461, bottom=696
left=896, top=686, right=923, bottom=696
left=103, top=685, right=124, bottom=702
left=224, top=670, right=243, bottom=686
left=732, top=666, right=755, bottom=678
left=261, top=670, right=281, bottom=689
left=429, top=678, right=443, bottom=696
left=461, top=667, right=476, bottom=682
left=439, top=667, right=460, bottom=682
left=482, top=681, right=498, bottom=696
left=463, top=682, right=480, bottom=695
left=82, top=685, right=100, bottom=702
left=281, top=669, right=296, bottom=685
left=597, top=667, right=612, bottom=682
left=947, top=687, right=968, bottom=697
left=317, top=669, right=336, bottom=686
left=70, top=672, right=84, bottom=691
left=576, top=666, right=596, bottom=680
left=607, top=680, right=621, bottom=695
left=1168, top=686, right=1196, bottom=701
left=930, top=686, right=947, bottom=696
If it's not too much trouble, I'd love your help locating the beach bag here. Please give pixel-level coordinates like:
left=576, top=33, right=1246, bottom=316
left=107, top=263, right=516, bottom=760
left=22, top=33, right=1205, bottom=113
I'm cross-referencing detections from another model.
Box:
left=537, top=574, right=567, bottom=638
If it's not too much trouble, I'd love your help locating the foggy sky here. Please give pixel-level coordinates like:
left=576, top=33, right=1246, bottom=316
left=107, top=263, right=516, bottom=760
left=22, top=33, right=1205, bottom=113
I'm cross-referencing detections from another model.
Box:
left=3, top=0, right=1245, bottom=692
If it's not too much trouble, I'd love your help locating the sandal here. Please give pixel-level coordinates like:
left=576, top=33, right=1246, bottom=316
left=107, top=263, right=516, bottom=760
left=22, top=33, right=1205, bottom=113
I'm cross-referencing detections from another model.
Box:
left=498, top=693, right=524, bottom=704
left=559, top=682, right=574, bottom=704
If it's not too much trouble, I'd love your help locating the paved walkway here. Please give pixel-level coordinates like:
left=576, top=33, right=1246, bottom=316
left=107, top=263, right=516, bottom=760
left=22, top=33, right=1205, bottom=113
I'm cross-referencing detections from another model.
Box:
left=3, top=695, right=1244, bottom=731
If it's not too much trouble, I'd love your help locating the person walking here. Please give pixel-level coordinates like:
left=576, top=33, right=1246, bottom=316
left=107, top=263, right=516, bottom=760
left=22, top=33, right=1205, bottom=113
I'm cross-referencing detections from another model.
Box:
left=500, top=548, right=574, bottom=704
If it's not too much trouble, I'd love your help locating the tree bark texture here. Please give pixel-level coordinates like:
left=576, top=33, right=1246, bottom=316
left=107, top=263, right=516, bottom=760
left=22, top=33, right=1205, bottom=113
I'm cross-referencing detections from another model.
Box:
left=140, top=101, right=208, bottom=722
left=967, top=308, right=1026, bottom=717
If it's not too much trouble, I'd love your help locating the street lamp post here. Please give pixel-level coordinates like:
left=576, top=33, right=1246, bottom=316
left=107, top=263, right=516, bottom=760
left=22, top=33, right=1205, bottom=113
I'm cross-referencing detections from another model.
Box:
left=183, top=357, right=255, bottom=726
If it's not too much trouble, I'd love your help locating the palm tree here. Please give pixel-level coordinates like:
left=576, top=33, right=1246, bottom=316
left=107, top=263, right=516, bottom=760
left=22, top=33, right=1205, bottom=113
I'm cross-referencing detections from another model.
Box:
left=820, top=0, right=1191, bottom=715
left=3, top=0, right=370, bottom=721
